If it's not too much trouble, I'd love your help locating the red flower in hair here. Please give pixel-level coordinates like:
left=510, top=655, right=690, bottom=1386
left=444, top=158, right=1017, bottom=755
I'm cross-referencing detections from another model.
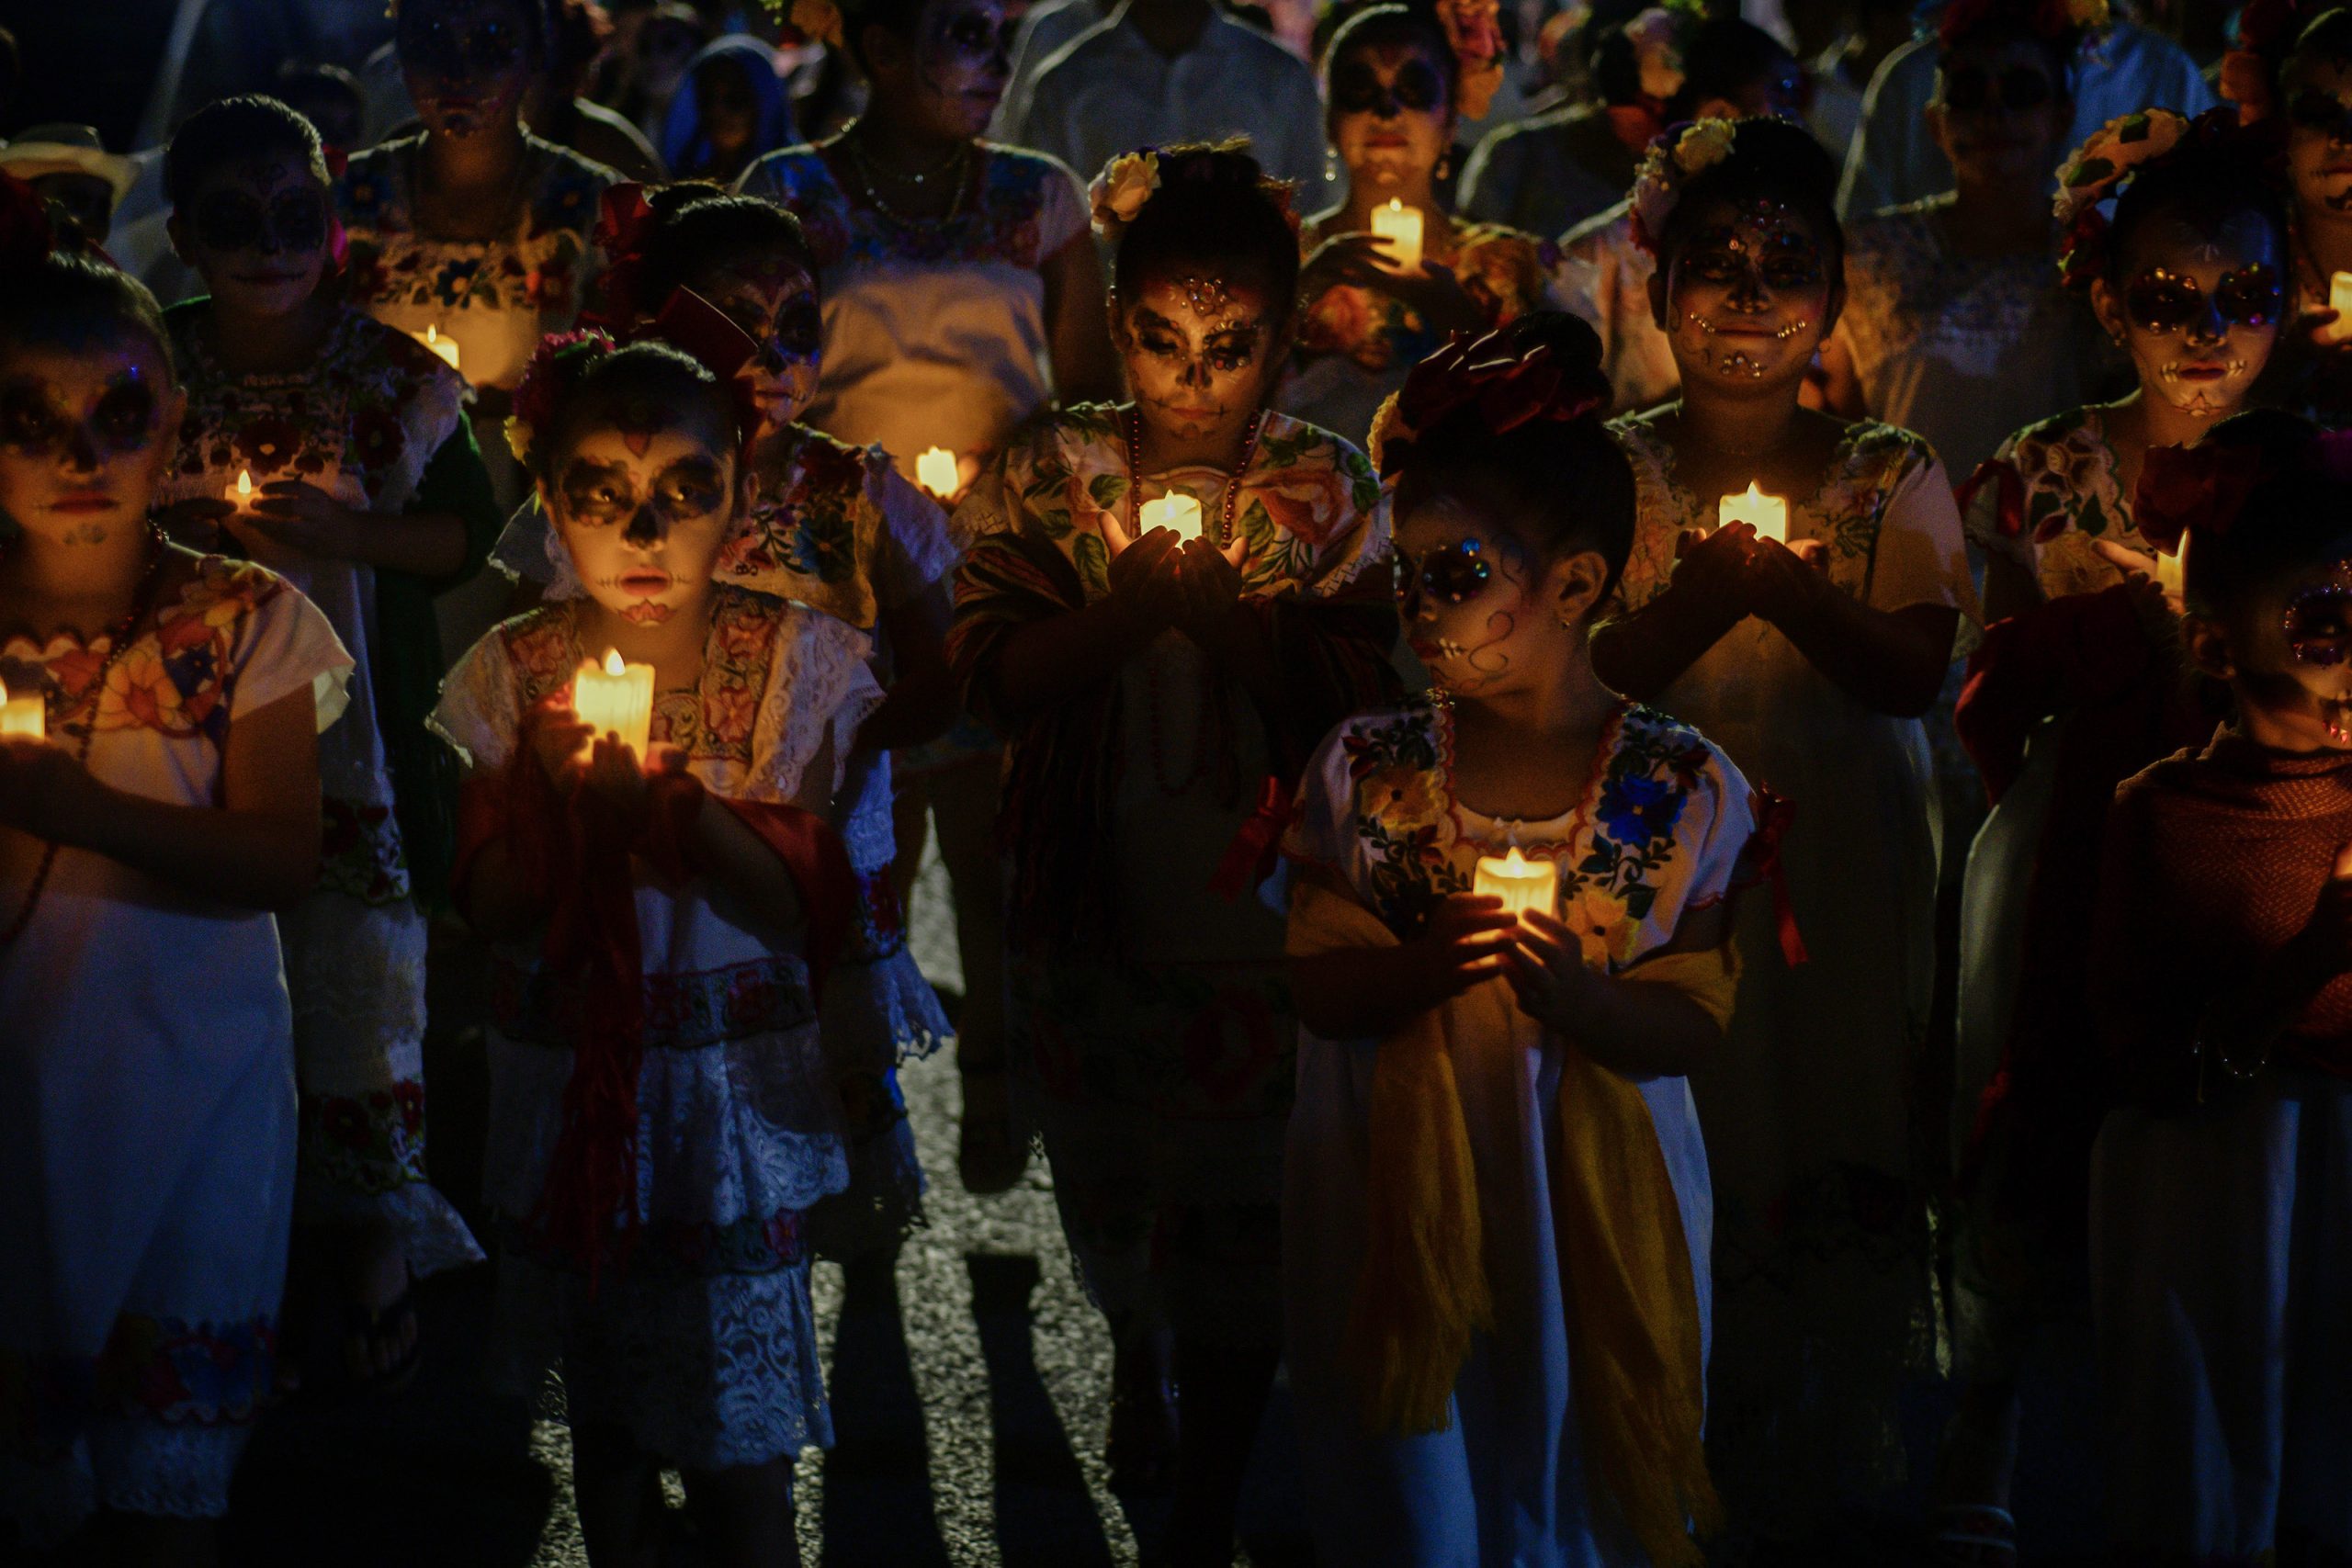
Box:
left=582, top=184, right=660, bottom=333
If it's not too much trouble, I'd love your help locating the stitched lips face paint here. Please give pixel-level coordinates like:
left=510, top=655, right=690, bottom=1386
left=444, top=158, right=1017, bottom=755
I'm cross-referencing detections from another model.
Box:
left=548, top=400, right=739, bottom=626
left=1119, top=276, right=1280, bottom=453
left=0, top=339, right=178, bottom=547
left=1664, top=194, right=1832, bottom=392
left=2112, top=210, right=2283, bottom=420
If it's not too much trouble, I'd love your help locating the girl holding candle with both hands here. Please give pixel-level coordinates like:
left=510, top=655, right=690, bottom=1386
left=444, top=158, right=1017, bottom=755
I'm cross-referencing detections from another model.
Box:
left=948, top=142, right=1400, bottom=1551
left=1283, top=310, right=1756, bottom=1567
left=153, top=94, right=508, bottom=1397
left=500, top=184, right=959, bottom=1268
left=1938, top=109, right=2287, bottom=1563
left=1283, top=0, right=1558, bottom=446
left=0, top=212, right=354, bottom=1558
left=433, top=333, right=883, bottom=1568
left=1587, top=116, right=1977, bottom=1548
left=738, top=0, right=1122, bottom=1193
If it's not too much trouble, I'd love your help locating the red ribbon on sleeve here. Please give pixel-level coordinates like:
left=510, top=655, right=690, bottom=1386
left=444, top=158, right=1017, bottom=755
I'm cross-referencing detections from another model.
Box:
left=1210, top=773, right=1296, bottom=899
left=1742, top=785, right=1808, bottom=968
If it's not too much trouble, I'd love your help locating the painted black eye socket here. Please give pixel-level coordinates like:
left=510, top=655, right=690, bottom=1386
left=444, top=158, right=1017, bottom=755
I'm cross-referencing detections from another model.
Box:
left=193, top=190, right=328, bottom=255
left=1332, top=59, right=1445, bottom=115
left=2287, top=581, right=2352, bottom=666
left=2125, top=265, right=2283, bottom=333
left=1394, top=539, right=1493, bottom=607
left=942, top=13, right=1015, bottom=55
left=0, top=383, right=156, bottom=457
left=2290, top=87, right=2352, bottom=133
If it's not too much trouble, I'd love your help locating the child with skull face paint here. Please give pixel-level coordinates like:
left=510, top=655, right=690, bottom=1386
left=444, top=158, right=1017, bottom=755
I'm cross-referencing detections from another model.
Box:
left=1283, top=311, right=1757, bottom=1568
left=433, top=335, right=884, bottom=1566
left=1588, top=116, right=1981, bottom=1547
left=2084, top=411, right=2352, bottom=1562
left=496, top=185, right=961, bottom=1258
left=948, top=142, right=1401, bottom=1548
left=0, top=216, right=355, bottom=1551
left=1284, top=2, right=1568, bottom=446
left=1935, top=105, right=2287, bottom=1564
left=153, top=95, right=508, bottom=1392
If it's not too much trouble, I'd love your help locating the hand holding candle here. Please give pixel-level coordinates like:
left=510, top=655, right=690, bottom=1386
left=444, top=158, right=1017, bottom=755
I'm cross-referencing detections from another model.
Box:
left=0, top=679, right=43, bottom=741
left=2322, top=272, right=2352, bottom=346
left=915, top=446, right=959, bottom=499
left=1473, top=845, right=1559, bottom=925
left=1138, top=492, right=1204, bottom=544
left=1371, top=198, right=1425, bottom=272
left=1719, top=481, right=1787, bottom=545
left=571, top=649, right=654, bottom=761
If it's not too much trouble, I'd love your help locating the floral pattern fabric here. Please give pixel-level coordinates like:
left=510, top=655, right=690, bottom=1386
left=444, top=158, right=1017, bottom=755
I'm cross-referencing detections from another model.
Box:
left=1966, top=404, right=2165, bottom=603
left=336, top=133, right=616, bottom=391
left=1558, top=203, right=1679, bottom=413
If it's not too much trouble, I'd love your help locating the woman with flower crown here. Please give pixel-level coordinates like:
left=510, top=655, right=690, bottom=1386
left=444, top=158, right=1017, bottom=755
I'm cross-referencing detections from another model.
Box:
left=948, top=143, right=1399, bottom=1557
left=1815, top=0, right=2109, bottom=481
left=1283, top=310, right=1752, bottom=1567
left=1283, top=0, right=1563, bottom=446
left=738, top=0, right=1120, bottom=1190
left=1932, top=107, right=2285, bottom=1566
left=1586, top=116, right=1978, bottom=1550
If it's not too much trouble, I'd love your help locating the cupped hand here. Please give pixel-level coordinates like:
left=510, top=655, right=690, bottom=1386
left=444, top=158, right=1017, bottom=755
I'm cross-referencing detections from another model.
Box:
left=1404, top=892, right=1521, bottom=1003
left=579, top=732, right=650, bottom=818
left=1170, top=536, right=1248, bottom=651
left=0, top=735, right=88, bottom=839
left=1500, top=907, right=1599, bottom=1032
left=1104, top=525, right=1187, bottom=637
left=233, top=479, right=364, bottom=559
left=2089, top=536, right=2184, bottom=619
left=1672, top=519, right=1769, bottom=617
left=521, top=694, right=594, bottom=789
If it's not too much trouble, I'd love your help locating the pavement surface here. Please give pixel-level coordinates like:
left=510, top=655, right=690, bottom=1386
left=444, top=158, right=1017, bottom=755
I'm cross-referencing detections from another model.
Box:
left=217, top=846, right=1316, bottom=1568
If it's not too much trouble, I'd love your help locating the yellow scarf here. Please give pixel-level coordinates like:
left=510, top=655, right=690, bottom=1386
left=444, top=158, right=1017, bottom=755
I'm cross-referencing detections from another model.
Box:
left=1288, top=873, right=1730, bottom=1566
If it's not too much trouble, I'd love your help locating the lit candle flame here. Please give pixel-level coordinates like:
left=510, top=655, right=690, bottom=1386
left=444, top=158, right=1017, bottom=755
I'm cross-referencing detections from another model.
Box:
left=234, top=468, right=253, bottom=501
left=1501, top=846, right=1529, bottom=873
left=603, top=648, right=627, bottom=676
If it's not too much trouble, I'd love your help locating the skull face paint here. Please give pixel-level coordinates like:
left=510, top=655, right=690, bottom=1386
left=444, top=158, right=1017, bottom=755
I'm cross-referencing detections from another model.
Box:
left=1117, top=275, right=1282, bottom=453
left=399, top=0, right=536, bottom=140
left=546, top=396, right=740, bottom=626
left=1393, top=495, right=1548, bottom=699
left=0, top=337, right=179, bottom=549
left=2284, top=55, right=2352, bottom=217
left=1662, top=194, right=1834, bottom=393
left=692, top=249, right=824, bottom=436
left=2108, top=209, right=2284, bottom=421
left=909, top=0, right=1013, bottom=139
left=181, top=152, right=332, bottom=318
left=1328, top=39, right=1453, bottom=196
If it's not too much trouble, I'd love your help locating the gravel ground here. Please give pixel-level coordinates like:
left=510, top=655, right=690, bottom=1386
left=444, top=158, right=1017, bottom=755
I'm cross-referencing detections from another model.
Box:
left=218, top=844, right=1312, bottom=1567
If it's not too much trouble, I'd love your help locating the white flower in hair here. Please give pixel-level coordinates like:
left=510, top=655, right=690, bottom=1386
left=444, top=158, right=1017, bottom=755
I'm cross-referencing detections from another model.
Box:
left=1090, top=151, right=1161, bottom=239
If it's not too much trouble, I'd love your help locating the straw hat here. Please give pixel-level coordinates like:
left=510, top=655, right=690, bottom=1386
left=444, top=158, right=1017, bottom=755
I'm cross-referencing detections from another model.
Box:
left=0, top=124, right=137, bottom=206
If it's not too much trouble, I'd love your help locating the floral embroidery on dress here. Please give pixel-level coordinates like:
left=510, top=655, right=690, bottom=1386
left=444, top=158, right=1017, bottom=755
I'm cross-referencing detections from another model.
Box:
left=978, top=403, right=1385, bottom=602
left=748, top=142, right=1075, bottom=274
left=1, top=558, right=287, bottom=747
left=1837, top=200, right=2073, bottom=384
left=165, top=308, right=466, bottom=512
left=300, top=1080, right=429, bottom=1195
left=5, top=1313, right=279, bottom=1456
left=320, top=796, right=409, bottom=904
left=716, top=430, right=885, bottom=611
left=1312, top=695, right=1722, bottom=968
left=492, top=587, right=783, bottom=768
left=1607, top=417, right=1934, bottom=615
left=1297, top=223, right=1560, bottom=374
left=336, top=134, right=611, bottom=321
left=1970, top=407, right=2159, bottom=603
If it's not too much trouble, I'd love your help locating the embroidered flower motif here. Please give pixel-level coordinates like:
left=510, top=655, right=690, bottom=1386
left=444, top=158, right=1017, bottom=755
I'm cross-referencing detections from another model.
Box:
left=1564, top=886, right=1637, bottom=967
left=1089, top=150, right=1160, bottom=239
left=1364, top=762, right=1442, bottom=830
left=232, top=415, right=301, bottom=474
left=1599, top=769, right=1685, bottom=845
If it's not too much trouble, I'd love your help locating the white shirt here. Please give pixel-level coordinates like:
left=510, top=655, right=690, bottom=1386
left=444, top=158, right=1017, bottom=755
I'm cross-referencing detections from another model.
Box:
left=1012, top=1, right=1327, bottom=191
left=1838, top=21, right=2215, bottom=220
left=990, top=0, right=1107, bottom=142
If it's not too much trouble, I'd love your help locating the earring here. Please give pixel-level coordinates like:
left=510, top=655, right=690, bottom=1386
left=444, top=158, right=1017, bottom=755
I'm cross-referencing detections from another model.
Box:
left=1437, top=150, right=1453, bottom=181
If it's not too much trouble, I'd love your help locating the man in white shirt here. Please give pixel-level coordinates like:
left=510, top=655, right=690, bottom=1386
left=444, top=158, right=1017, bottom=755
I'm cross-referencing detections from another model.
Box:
left=992, top=0, right=1106, bottom=141
left=1837, top=14, right=2213, bottom=218
left=1011, top=0, right=1329, bottom=190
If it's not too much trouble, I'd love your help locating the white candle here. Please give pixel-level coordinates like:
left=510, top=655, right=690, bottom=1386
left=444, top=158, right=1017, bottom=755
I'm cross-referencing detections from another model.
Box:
left=1472, top=845, right=1558, bottom=924
left=229, top=468, right=254, bottom=509
left=915, top=446, right=959, bottom=499
left=1719, top=481, right=1788, bottom=545
left=0, top=677, right=43, bottom=741
left=571, top=648, right=654, bottom=760
left=2155, top=534, right=2188, bottom=598
left=421, top=323, right=462, bottom=371
left=1138, top=492, right=1204, bottom=544
left=1371, top=198, right=1425, bottom=272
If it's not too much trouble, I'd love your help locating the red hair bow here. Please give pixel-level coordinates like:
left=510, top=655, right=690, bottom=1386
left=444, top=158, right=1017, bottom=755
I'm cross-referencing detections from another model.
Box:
left=582, top=184, right=661, bottom=334
left=2132, top=442, right=2265, bottom=554
left=1380, top=328, right=1603, bottom=476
